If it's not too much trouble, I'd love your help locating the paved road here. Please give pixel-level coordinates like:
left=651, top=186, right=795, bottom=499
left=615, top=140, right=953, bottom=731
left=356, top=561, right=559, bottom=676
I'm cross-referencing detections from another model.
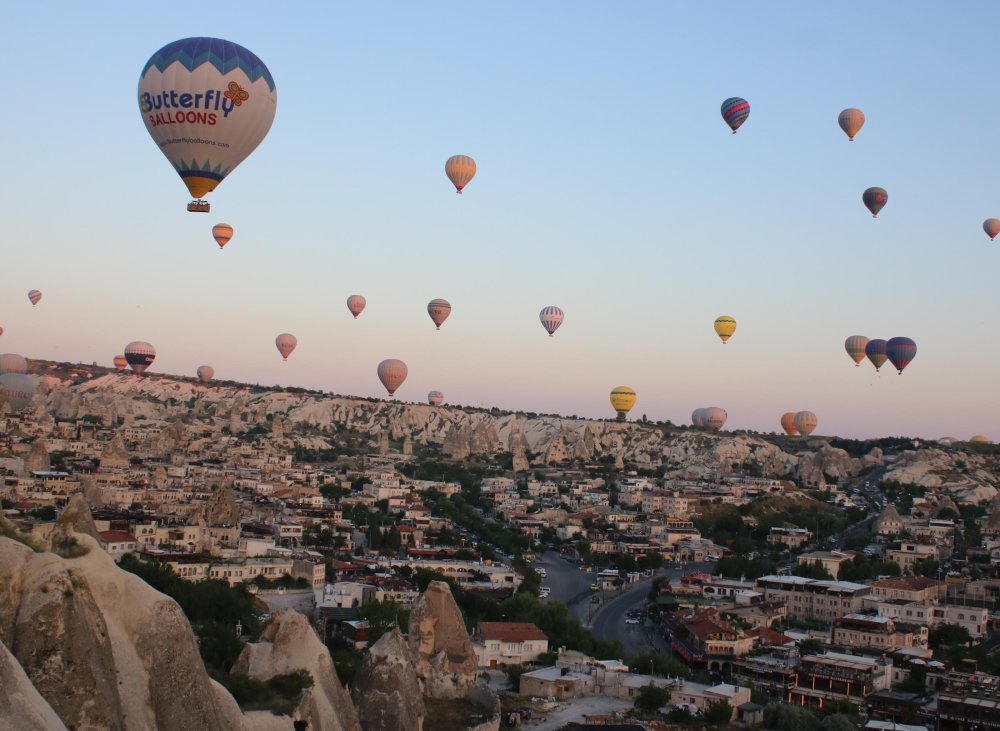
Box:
left=535, top=552, right=597, bottom=623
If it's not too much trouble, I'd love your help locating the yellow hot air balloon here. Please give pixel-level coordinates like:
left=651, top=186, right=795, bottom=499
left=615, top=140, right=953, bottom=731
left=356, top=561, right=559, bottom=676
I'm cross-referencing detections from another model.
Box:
left=970, top=435, right=992, bottom=444
left=609, top=386, right=636, bottom=421
left=714, top=315, right=736, bottom=344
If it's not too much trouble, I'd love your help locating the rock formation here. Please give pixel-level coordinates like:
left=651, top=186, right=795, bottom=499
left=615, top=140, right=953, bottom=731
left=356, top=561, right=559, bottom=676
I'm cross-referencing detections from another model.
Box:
left=206, top=485, right=241, bottom=527
left=0, top=639, right=67, bottom=731
left=24, top=439, right=51, bottom=473
left=407, top=581, right=478, bottom=699
left=99, top=434, right=130, bottom=470
left=352, top=628, right=425, bottom=731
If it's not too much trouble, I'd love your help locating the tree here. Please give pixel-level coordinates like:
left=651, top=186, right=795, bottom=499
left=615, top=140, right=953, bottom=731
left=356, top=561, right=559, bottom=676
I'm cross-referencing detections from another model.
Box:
left=930, top=622, right=972, bottom=649
left=629, top=652, right=690, bottom=678
left=704, top=699, right=733, bottom=725
left=822, top=714, right=856, bottom=731
left=505, top=664, right=528, bottom=690
left=357, top=600, right=410, bottom=644
left=634, top=683, right=669, bottom=713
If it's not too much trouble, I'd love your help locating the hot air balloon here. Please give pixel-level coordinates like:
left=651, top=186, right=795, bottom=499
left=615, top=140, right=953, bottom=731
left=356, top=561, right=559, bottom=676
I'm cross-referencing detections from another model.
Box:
left=844, top=336, right=869, bottom=367
left=780, top=412, right=798, bottom=436
left=886, top=337, right=917, bottom=374
left=984, top=219, right=1000, bottom=241
left=0, top=373, right=35, bottom=412
left=377, top=359, right=408, bottom=396
left=692, top=408, right=707, bottom=428
left=721, top=97, right=750, bottom=133
left=838, top=108, right=865, bottom=141
left=124, top=341, right=156, bottom=375
left=539, top=306, right=565, bottom=337
left=138, top=38, right=277, bottom=212
left=197, top=365, right=215, bottom=383
left=863, top=187, right=888, bottom=218
left=970, top=435, right=992, bottom=444
left=714, top=316, right=736, bottom=344
left=27, top=290, right=41, bottom=307
left=703, top=407, right=727, bottom=431
left=794, top=411, right=817, bottom=436
left=347, top=295, right=366, bottom=319
left=0, top=327, right=4, bottom=337
left=610, top=387, right=637, bottom=421
left=427, top=299, right=452, bottom=329
left=212, top=224, right=234, bottom=249
left=275, top=333, right=297, bottom=361
left=445, top=155, right=476, bottom=193
left=428, top=390, right=444, bottom=406
left=113, top=355, right=128, bottom=372
left=865, top=339, right=889, bottom=372
left=0, top=354, right=28, bottom=375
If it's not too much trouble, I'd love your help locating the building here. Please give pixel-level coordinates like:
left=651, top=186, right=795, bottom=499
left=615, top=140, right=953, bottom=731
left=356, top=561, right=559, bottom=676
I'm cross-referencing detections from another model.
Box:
left=935, top=671, right=1000, bottom=731
left=768, top=527, right=812, bottom=550
left=832, top=614, right=927, bottom=650
left=98, top=530, right=137, bottom=562
left=869, top=576, right=947, bottom=604
left=732, top=647, right=800, bottom=703
left=790, top=652, right=892, bottom=711
left=888, top=542, right=938, bottom=574
left=755, top=575, right=870, bottom=623
left=474, top=622, right=549, bottom=668
left=797, top=551, right=856, bottom=579
left=667, top=611, right=754, bottom=674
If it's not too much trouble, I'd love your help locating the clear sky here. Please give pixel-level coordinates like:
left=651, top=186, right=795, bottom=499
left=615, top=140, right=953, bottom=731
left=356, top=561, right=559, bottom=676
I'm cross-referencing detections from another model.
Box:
left=3, top=2, right=999, bottom=440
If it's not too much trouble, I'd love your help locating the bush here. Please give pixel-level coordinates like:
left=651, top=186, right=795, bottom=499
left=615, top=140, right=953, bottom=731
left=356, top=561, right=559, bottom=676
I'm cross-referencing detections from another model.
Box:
left=704, top=699, right=733, bottom=725
left=505, top=664, right=528, bottom=690
left=634, top=683, right=669, bottom=713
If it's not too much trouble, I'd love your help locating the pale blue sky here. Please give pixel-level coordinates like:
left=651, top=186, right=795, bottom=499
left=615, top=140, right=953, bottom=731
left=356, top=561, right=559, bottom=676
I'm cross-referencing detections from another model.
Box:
left=2, top=2, right=999, bottom=439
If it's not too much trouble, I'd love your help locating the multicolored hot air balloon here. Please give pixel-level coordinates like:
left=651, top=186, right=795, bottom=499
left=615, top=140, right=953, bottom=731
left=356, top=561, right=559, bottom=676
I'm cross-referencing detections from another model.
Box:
left=780, top=412, right=798, bottom=436
left=539, top=306, right=565, bottom=337
left=0, top=354, right=28, bottom=375
left=863, top=187, right=888, bottom=218
left=610, top=387, right=637, bottom=421
left=347, top=295, right=366, bottom=319
left=113, top=355, right=128, bottom=372
left=377, top=359, right=408, bottom=396
left=0, top=373, right=35, bottom=412
left=27, top=290, right=42, bottom=307
left=212, top=224, right=234, bottom=249
left=844, top=335, right=869, bottom=367
left=692, top=408, right=707, bottom=428
left=984, top=219, right=1000, bottom=241
left=124, top=341, right=156, bottom=376
left=445, top=155, right=476, bottom=194
left=886, top=337, right=917, bottom=374
left=714, top=316, right=736, bottom=344
left=865, top=339, right=889, bottom=372
left=721, top=97, right=750, bottom=133
left=275, top=333, right=297, bottom=361
left=428, top=390, right=444, bottom=406
left=138, top=38, right=277, bottom=211
left=794, top=410, right=817, bottom=436
left=427, top=299, right=452, bottom=330
left=838, top=108, right=865, bottom=141
left=197, top=365, right=215, bottom=383
left=703, top=407, right=727, bottom=431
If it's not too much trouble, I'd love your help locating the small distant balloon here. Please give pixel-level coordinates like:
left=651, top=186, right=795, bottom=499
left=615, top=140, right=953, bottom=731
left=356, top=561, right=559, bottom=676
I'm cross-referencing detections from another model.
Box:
left=347, top=295, right=367, bottom=319
left=721, top=97, right=750, bottom=133
left=27, top=290, right=42, bottom=307
left=886, top=337, right=917, bottom=374
left=539, top=306, right=565, bottom=337
left=212, top=224, right=234, bottom=249
left=124, top=341, right=156, bottom=376
left=844, top=336, right=869, bottom=367
left=377, top=359, right=408, bottom=396
left=610, top=387, right=637, bottom=421
left=714, top=316, right=736, bottom=344
left=428, top=390, right=444, bottom=406
left=0, top=353, right=28, bottom=375
left=275, top=333, right=297, bottom=361
left=865, top=339, right=889, bottom=372
left=984, top=219, right=1000, bottom=241
left=445, top=155, right=476, bottom=194
left=197, top=365, right=215, bottom=383
left=427, top=299, right=452, bottom=330
left=780, top=412, right=798, bottom=436
left=0, top=327, right=4, bottom=337
left=838, top=108, right=865, bottom=141
left=703, top=407, right=727, bottom=431
left=113, top=355, right=128, bottom=372
left=0, top=373, right=35, bottom=412
left=863, top=187, right=888, bottom=218
left=794, top=410, right=817, bottom=436
left=970, top=435, right=992, bottom=444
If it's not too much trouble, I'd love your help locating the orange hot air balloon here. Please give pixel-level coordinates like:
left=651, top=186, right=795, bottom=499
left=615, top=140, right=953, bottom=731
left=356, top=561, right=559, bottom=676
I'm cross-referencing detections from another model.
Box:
left=838, top=108, right=865, bottom=141
left=427, top=299, right=452, bottom=329
left=212, top=224, right=234, bottom=249
left=347, top=295, right=366, bottom=319
left=780, top=412, right=798, bottom=436
left=703, top=407, right=727, bottom=431
left=445, top=155, right=476, bottom=193
left=275, top=333, right=297, bottom=360
left=113, top=355, right=128, bottom=371
left=377, top=359, right=408, bottom=396
left=197, top=365, right=215, bottom=383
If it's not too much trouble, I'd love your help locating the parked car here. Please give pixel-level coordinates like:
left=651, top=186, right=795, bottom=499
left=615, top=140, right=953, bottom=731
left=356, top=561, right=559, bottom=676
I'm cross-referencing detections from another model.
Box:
left=625, top=616, right=641, bottom=625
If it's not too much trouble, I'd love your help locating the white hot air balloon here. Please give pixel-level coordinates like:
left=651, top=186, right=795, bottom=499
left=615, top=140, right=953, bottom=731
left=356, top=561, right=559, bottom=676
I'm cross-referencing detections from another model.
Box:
left=702, top=407, right=728, bottom=431
left=197, top=365, right=215, bottom=383
left=124, top=341, right=157, bottom=375
left=0, top=353, right=28, bottom=375
left=275, top=333, right=297, bottom=361
left=0, top=373, right=35, bottom=412
left=794, top=411, right=818, bottom=436
left=377, top=359, right=408, bottom=396
left=445, top=155, right=476, bottom=193
left=428, top=390, right=444, bottom=406
left=539, top=306, right=565, bottom=337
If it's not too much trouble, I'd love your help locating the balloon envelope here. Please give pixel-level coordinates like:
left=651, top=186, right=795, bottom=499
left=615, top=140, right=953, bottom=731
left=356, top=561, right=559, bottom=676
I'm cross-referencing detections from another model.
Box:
left=703, top=407, right=727, bottom=431
left=865, top=339, right=889, bottom=371
left=886, top=337, right=917, bottom=374
left=445, top=155, right=476, bottom=193
left=427, top=299, right=452, bottom=329
left=970, top=435, right=992, bottom=444
left=378, top=359, right=408, bottom=396
left=124, top=341, right=156, bottom=375
left=0, top=354, right=28, bottom=375
left=138, top=38, right=277, bottom=203
left=539, top=306, right=565, bottom=337
left=275, top=333, right=297, bottom=360
left=212, top=224, right=234, bottom=249
left=0, top=373, right=34, bottom=412
left=721, top=97, right=750, bottom=133
left=610, top=387, right=637, bottom=420
left=428, top=390, right=444, bottom=406
left=692, top=408, right=707, bottom=428
left=844, top=335, right=869, bottom=366
left=794, top=411, right=818, bottom=436
left=347, top=295, right=367, bottom=319
left=863, top=187, right=888, bottom=218
left=714, top=316, right=736, bottom=344
left=197, top=365, right=215, bottom=383
left=838, top=108, right=865, bottom=140
left=780, top=412, right=798, bottom=436
left=27, top=290, right=41, bottom=306
left=984, top=219, right=1000, bottom=241
left=113, top=355, right=128, bottom=371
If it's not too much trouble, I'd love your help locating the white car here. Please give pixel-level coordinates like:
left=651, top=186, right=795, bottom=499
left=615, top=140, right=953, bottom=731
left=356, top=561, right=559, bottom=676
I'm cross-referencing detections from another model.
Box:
left=625, top=616, right=641, bottom=625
